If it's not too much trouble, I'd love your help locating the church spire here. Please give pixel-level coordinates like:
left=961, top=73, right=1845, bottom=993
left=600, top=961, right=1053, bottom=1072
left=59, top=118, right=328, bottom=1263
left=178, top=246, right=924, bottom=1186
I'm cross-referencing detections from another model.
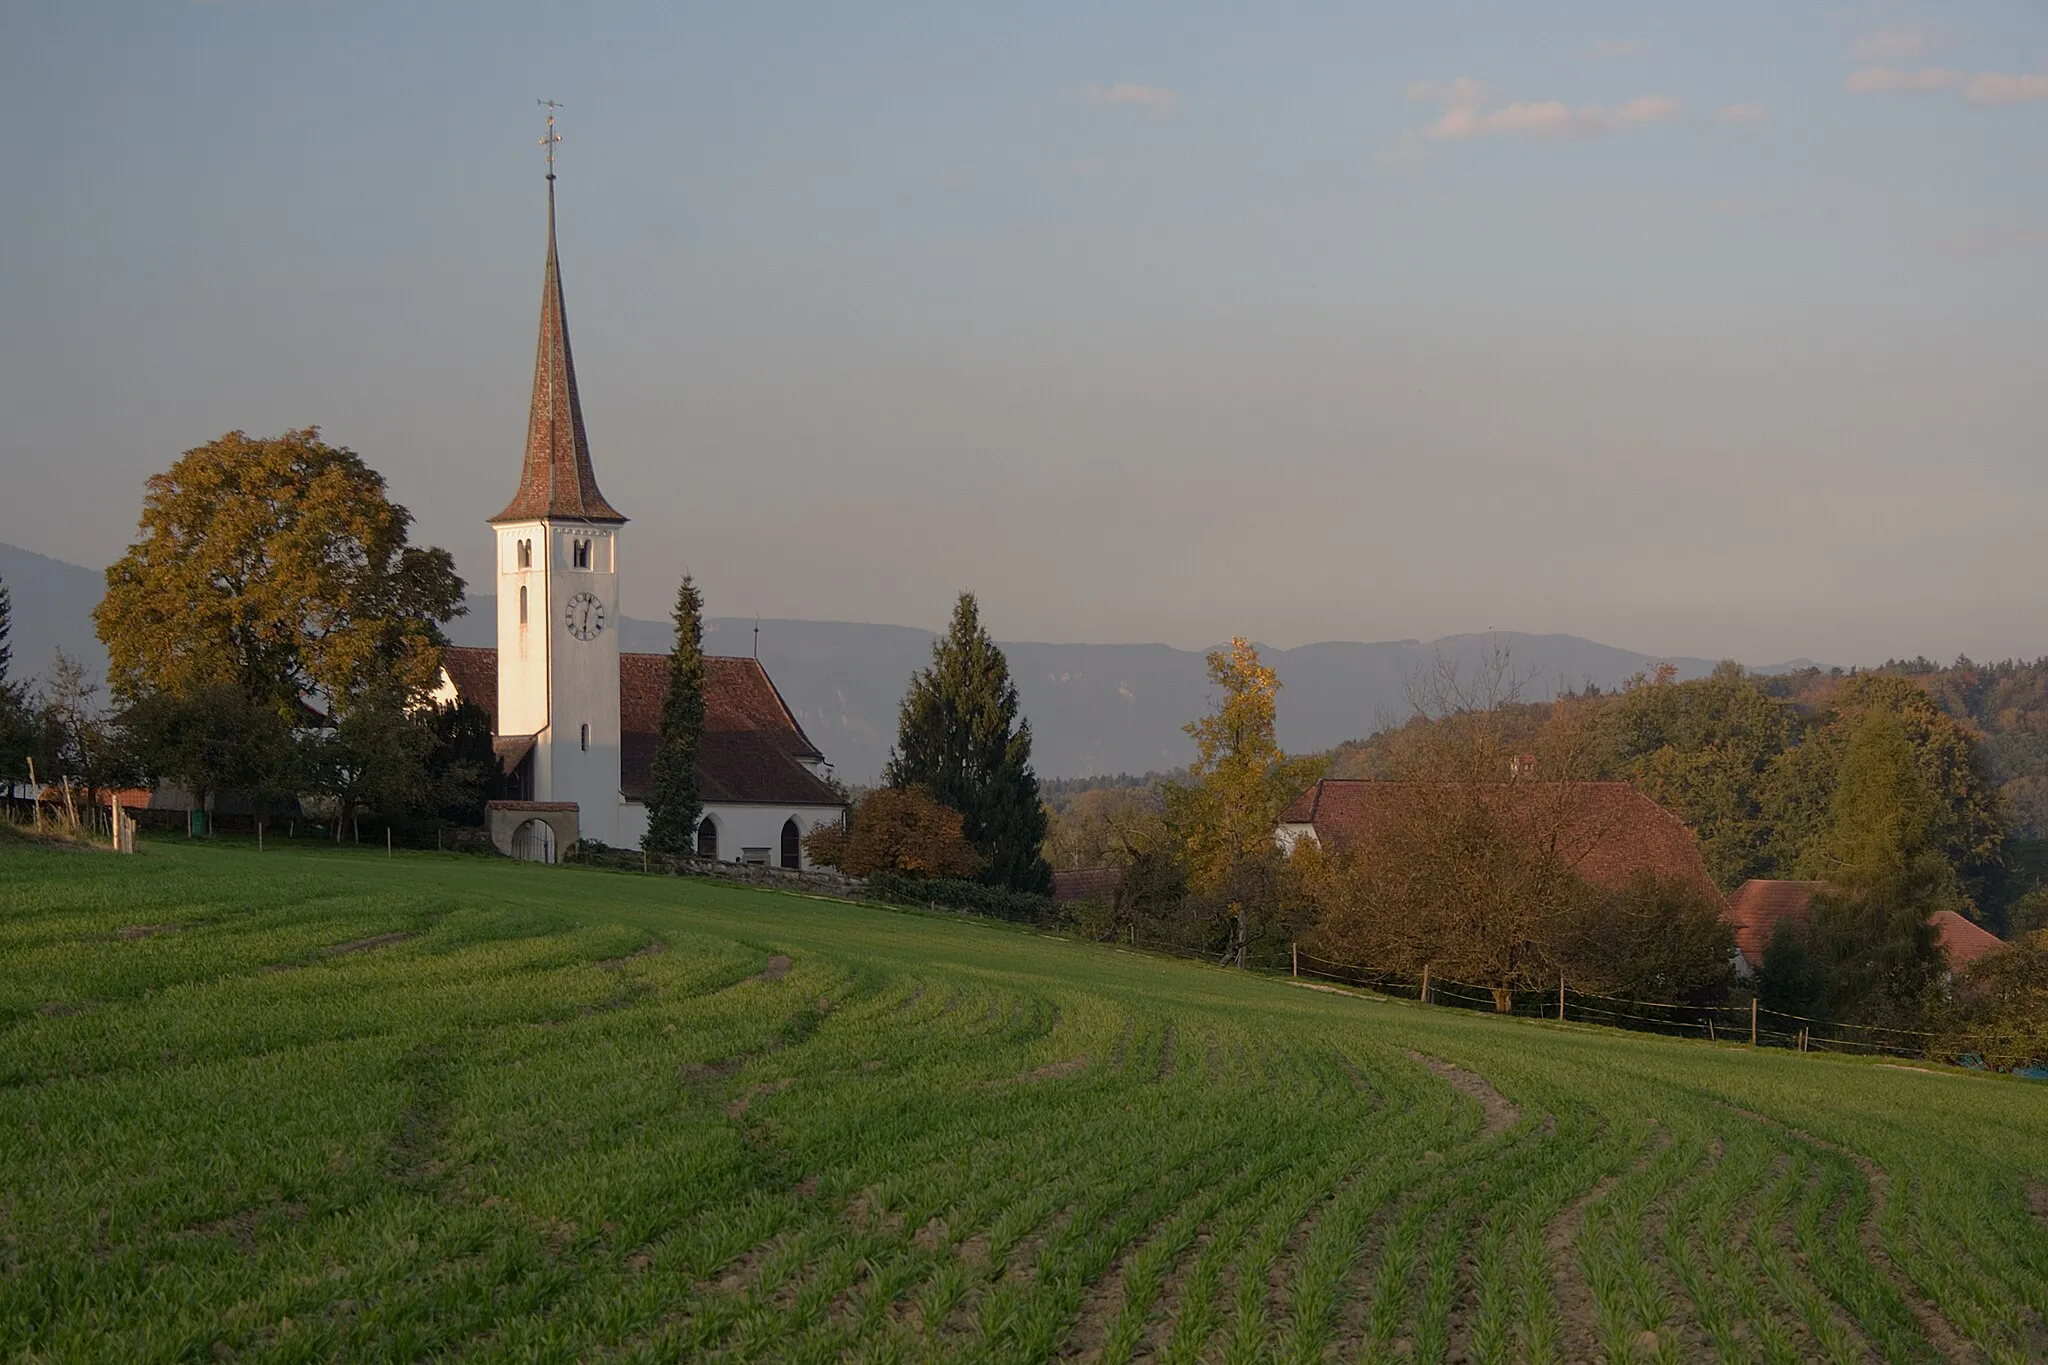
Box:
left=491, top=102, right=626, bottom=526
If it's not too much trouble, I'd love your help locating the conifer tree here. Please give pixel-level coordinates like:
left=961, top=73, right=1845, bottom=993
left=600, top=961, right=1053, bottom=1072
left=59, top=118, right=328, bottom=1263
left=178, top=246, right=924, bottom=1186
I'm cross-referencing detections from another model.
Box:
left=1804, top=706, right=1954, bottom=1025
left=886, top=592, right=1052, bottom=892
left=642, top=574, right=706, bottom=855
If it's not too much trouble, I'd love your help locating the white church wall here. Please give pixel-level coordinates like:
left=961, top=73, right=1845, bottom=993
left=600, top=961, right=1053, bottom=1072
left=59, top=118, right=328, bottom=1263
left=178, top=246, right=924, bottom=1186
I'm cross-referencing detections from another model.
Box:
left=615, top=801, right=843, bottom=870
left=539, top=523, right=624, bottom=846
left=495, top=521, right=550, bottom=737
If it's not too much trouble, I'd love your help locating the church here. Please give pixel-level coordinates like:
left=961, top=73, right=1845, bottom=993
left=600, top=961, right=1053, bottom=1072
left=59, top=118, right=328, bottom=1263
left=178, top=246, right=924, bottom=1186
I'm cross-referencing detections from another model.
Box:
left=433, top=147, right=845, bottom=866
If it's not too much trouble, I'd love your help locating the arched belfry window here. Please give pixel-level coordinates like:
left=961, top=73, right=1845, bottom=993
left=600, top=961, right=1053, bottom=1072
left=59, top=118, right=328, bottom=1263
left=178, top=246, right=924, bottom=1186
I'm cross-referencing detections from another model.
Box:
left=696, top=817, right=719, bottom=860
left=516, top=538, right=532, bottom=569
left=780, top=818, right=801, bottom=870
left=572, top=538, right=591, bottom=569
left=518, top=585, right=528, bottom=623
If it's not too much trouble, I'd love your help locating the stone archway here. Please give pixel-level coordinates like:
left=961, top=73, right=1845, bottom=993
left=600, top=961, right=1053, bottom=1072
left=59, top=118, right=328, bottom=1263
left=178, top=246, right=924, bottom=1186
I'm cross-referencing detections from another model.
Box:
left=511, top=818, right=557, bottom=864
left=486, top=801, right=579, bottom=863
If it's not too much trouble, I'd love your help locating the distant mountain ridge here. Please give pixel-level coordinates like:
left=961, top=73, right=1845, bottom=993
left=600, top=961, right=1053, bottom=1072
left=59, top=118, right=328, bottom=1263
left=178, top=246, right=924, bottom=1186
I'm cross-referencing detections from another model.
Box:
left=0, top=543, right=1820, bottom=783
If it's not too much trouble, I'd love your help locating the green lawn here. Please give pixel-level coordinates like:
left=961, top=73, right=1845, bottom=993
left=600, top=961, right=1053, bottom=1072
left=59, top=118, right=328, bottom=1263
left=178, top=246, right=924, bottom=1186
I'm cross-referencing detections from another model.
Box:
left=3, top=839, right=2045, bottom=1364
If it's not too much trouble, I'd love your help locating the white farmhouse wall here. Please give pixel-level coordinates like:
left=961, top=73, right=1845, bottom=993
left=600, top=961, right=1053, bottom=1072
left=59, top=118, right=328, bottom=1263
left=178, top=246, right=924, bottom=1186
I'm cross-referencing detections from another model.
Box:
left=1273, top=822, right=1318, bottom=855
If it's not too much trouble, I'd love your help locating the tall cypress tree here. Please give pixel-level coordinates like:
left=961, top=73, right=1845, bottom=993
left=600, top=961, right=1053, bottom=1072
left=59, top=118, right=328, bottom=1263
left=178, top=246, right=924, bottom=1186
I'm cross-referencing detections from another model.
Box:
left=642, top=574, right=706, bottom=855
left=885, top=592, right=1052, bottom=892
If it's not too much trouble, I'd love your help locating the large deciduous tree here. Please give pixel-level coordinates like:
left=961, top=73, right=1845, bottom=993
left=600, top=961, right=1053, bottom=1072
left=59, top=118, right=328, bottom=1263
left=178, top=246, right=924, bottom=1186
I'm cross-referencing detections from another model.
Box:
left=642, top=574, right=707, bottom=856
left=95, top=428, right=465, bottom=716
left=885, top=592, right=1051, bottom=892
left=123, top=683, right=301, bottom=830
left=1164, top=637, right=1325, bottom=966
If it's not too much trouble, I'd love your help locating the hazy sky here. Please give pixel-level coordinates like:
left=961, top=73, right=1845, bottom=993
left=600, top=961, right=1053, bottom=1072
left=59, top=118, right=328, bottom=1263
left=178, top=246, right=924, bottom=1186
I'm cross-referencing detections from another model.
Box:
left=4, top=2, right=2046, bottom=665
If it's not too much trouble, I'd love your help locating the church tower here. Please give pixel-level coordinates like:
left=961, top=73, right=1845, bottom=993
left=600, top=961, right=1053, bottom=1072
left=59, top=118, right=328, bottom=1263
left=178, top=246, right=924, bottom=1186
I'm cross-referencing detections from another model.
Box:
left=489, top=112, right=627, bottom=845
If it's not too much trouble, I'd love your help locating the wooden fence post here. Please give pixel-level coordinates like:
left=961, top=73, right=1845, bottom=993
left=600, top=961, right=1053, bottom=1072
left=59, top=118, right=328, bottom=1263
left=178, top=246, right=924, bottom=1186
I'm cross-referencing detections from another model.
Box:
left=1421, top=964, right=1431, bottom=1005
left=1751, top=998, right=1758, bottom=1047
left=1558, top=976, right=1566, bottom=1022
left=1292, top=942, right=1299, bottom=978
left=386, top=827, right=392, bottom=858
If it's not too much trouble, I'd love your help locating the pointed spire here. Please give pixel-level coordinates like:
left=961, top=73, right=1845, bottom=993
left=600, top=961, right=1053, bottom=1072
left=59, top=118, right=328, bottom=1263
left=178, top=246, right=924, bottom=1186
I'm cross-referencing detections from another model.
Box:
left=491, top=121, right=625, bottom=526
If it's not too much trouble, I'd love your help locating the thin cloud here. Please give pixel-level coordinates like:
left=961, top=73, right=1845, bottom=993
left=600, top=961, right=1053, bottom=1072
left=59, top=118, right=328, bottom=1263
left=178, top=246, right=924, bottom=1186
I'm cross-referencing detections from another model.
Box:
left=1715, top=103, right=1769, bottom=125
left=1847, top=19, right=1945, bottom=63
left=1616, top=96, right=1682, bottom=124
left=1410, top=79, right=1681, bottom=141
left=1965, top=71, right=2048, bottom=105
left=1582, top=38, right=1648, bottom=63
left=1844, top=65, right=1959, bottom=94
left=1084, top=83, right=1178, bottom=116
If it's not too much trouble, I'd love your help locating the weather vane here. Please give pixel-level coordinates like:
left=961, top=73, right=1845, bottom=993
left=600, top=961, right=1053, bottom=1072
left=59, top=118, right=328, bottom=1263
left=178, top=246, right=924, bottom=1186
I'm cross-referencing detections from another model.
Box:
left=538, top=99, right=564, bottom=179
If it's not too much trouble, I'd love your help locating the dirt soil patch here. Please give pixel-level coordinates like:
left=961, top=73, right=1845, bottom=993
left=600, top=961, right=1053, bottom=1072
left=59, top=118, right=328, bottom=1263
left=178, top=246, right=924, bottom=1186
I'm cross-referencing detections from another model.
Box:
left=1014, top=1057, right=1089, bottom=1084
left=758, top=955, right=792, bottom=982
left=1402, top=1050, right=1519, bottom=1137
left=116, top=924, right=181, bottom=940
left=2029, top=1183, right=2048, bottom=1230
left=324, top=932, right=413, bottom=957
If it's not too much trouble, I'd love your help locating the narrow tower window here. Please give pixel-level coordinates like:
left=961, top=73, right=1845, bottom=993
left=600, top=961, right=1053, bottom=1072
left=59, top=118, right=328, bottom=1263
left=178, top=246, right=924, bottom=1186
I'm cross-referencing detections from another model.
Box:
left=580, top=723, right=590, bottom=752
left=518, top=585, right=527, bottom=623
left=780, top=818, right=801, bottom=870
left=573, top=538, right=591, bottom=569
left=517, top=538, right=532, bottom=569
left=696, top=817, right=718, bottom=860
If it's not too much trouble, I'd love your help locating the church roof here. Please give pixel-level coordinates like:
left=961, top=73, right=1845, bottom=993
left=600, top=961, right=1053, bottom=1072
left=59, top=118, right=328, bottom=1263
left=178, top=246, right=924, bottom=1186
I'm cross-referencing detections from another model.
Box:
left=440, top=646, right=841, bottom=808
left=490, top=176, right=626, bottom=526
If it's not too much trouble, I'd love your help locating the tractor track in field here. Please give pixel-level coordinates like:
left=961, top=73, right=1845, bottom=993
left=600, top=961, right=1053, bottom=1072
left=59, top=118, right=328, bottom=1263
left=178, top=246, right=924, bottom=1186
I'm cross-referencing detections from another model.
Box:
left=1544, top=1120, right=1670, bottom=1364
left=1632, top=1133, right=1723, bottom=1364
left=1403, top=1050, right=1520, bottom=1137
left=1721, top=1101, right=1979, bottom=1363
left=2029, top=1183, right=2048, bottom=1230
left=1061, top=1180, right=1218, bottom=1361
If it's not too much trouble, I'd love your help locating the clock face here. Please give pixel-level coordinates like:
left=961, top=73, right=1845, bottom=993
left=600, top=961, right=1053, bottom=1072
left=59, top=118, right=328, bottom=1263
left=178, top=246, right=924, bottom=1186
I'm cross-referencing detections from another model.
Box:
left=564, top=591, right=606, bottom=641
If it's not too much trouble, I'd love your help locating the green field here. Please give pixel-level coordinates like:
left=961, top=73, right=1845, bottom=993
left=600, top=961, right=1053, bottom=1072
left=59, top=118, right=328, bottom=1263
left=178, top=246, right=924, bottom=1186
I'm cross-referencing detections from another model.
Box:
left=4, top=841, right=2046, bottom=1364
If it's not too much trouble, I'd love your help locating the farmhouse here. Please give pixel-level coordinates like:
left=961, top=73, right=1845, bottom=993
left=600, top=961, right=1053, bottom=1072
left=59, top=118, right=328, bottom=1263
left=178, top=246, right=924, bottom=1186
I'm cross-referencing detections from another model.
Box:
left=432, top=158, right=843, bottom=864
left=1274, top=778, right=1724, bottom=905
left=1724, top=879, right=2005, bottom=977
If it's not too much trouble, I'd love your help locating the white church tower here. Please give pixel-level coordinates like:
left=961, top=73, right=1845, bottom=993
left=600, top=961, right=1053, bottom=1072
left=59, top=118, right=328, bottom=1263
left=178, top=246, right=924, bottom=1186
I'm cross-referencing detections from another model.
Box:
left=487, top=115, right=627, bottom=846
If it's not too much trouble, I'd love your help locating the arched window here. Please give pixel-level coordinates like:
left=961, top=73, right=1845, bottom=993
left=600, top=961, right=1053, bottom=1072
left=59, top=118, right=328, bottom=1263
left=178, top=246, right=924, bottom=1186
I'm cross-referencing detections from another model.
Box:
left=572, top=538, right=591, bottom=569
left=780, top=817, right=801, bottom=870
left=696, top=816, right=718, bottom=860
left=518, top=585, right=527, bottom=623
left=579, top=723, right=589, bottom=752
left=516, top=538, right=532, bottom=568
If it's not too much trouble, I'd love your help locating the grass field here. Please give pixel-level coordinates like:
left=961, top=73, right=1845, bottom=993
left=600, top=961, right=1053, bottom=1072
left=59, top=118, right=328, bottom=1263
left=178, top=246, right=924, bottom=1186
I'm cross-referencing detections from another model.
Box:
left=4, top=839, right=2046, bottom=1364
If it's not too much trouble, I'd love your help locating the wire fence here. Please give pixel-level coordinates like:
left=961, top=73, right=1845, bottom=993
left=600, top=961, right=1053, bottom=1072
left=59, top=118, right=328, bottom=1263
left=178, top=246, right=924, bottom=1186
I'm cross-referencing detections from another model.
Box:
left=1289, top=947, right=1988, bottom=1061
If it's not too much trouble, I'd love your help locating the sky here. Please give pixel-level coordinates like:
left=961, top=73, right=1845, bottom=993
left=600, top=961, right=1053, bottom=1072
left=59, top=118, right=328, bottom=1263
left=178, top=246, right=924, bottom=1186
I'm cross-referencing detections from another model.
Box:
left=2, top=1, right=2046, bottom=667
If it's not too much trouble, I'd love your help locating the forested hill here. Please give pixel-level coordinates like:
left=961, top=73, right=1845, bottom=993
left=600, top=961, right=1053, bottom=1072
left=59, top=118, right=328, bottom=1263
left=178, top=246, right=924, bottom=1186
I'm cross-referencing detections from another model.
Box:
left=1763, top=658, right=2048, bottom=838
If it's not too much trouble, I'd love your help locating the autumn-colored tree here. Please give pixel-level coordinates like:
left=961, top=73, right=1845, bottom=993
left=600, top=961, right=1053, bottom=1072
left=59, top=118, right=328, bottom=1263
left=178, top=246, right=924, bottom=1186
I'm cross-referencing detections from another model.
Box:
left=1299, top=648, right=1623, bottom=1009
left=642, top=574, right=706, bottom=855
left=96, top=429, right=465, bottom=716
left=1550, top=872, right=1734, bottom=1004
left=803, top=787, right=983, bottom=880
left=886, top=593, right=1051, bottom=892
left=1164, top=638, right=1325, bottom=966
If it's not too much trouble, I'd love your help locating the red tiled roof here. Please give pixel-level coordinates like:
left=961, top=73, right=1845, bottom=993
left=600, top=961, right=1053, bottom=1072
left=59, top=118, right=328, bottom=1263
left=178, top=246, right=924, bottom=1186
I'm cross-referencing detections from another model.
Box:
left=492, top=735, right=536, bottom=777
left=1280, top=779, right=1723, bottom=908
left=487, top=800, right=578, bottom=812
left=1931, top=909, right=2004, bottom=969
left=490, top=184, right=625, bottom=526
left=1051, top=866, right=1124, bottom=904
left=1726, top=880, right=1821, bottom=965
left=441, top=646, right=841, bottom=808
